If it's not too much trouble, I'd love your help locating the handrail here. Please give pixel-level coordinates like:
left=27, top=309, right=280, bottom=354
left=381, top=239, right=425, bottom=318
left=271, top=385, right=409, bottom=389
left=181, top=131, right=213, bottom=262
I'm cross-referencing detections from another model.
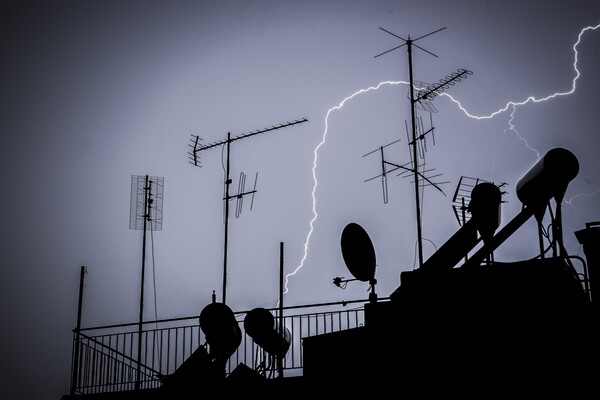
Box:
left=70, top=300, right=369, bottom=394
left=76, top=297, right=380, bottom=332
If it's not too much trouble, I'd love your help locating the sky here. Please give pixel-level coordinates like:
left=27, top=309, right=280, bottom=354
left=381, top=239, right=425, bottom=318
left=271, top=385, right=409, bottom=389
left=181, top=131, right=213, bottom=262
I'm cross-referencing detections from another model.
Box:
left=1, top=1, right=599, bottom=398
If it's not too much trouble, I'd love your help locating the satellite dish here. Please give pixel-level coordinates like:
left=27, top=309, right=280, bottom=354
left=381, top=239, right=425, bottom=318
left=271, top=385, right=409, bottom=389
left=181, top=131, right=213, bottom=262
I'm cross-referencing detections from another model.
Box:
left=340, top=223, right=376, bottom=282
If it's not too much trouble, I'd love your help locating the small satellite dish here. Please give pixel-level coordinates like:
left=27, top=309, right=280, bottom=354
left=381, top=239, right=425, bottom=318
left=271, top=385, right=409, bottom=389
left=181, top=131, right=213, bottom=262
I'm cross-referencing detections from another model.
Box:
left=340, top=223, right=376, bottom=282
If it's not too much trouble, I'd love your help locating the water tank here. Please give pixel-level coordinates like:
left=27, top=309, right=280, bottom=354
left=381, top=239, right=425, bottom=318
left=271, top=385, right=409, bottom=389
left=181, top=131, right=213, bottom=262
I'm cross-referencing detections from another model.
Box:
left=468, top=182, right=502, bottom=241
left=516, top=147, right=579, bottom=208
left=199, top=302, right=242, bottom=360
left=244, top=307, right=291, bottom=357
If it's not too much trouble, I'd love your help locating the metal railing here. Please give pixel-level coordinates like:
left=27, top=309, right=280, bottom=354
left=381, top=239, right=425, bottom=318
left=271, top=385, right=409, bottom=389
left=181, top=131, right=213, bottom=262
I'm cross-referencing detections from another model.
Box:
left=69, top=299, right=369, bottom=395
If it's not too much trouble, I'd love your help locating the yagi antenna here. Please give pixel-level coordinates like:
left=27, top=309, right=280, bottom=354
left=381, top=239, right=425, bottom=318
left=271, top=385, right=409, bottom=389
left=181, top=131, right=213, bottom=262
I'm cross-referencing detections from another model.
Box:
left=188, top=118, right=308, bottom=167
left=374, top=25, right=472, bottom=268
left=187, top=117, right=308, bottom=305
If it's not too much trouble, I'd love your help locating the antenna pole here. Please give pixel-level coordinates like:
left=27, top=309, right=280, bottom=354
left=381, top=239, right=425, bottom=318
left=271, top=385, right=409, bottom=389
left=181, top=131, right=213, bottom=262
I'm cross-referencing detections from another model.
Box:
left=407, top=38, right=424, bottom=268
left=222, top=133, right=232, bottom=305
left=278, top=241, right=284, bottom=379
left=136, top=175, right=151, bottom=390
left=374, top=27, right=456, bottom=268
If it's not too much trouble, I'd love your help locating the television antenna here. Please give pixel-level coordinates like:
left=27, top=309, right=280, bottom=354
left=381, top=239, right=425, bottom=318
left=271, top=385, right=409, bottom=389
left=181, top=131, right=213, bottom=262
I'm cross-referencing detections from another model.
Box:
left=129, top=174, right=164, bottom=390
left=363, top=113, right=449, bottom=205
left=188, top=118, right=308, bottom=305
left=374, top=26, right=472, bottom=268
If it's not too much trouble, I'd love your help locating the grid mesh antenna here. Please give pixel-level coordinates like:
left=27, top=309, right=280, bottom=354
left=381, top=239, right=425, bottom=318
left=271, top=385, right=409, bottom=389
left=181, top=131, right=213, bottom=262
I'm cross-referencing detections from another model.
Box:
left=129, top=175, right=164, bottom=231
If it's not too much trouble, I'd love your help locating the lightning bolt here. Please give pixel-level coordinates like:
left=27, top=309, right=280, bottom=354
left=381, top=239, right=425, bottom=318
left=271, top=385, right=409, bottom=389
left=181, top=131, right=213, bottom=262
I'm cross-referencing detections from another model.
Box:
left=282, top=22, right=599, bottom=299
left=282, top=80, right=407, bottom=296
left=564, top=189, right=600, bottom=206
left=442, top=23, right=599, bottom=141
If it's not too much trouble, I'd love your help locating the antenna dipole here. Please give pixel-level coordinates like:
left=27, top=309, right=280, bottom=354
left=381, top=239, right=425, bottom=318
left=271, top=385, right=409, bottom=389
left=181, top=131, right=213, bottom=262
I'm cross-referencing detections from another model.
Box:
left=374, top=26, right=471, bottom=268
left=188, top=118, right=308, bottom=305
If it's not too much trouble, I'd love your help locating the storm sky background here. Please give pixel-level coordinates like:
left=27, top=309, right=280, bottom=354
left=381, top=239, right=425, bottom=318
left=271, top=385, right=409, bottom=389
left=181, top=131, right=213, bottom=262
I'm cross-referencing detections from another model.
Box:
left=1, top=1, right=599, bottom=399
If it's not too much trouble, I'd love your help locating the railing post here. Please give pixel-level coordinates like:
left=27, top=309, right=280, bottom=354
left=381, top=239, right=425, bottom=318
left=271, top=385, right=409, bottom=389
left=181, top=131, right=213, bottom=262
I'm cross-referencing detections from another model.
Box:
left=278, top=241, right=284, bottom=378
left=70, top=266, right=86, bottom=395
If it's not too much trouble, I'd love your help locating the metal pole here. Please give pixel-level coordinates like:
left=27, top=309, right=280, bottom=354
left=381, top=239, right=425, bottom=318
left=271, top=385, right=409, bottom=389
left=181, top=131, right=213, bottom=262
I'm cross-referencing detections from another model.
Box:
left=278, top=241, right=284, bottom=378
left=223, top=133, right=232, bottom=304
left=407, top=38, right=424, bottom=268
left=70, top=265, right=86, bottom=395
left=538, top=222, right=546, bottom=259
left=554, top=202, right=563, bottom=257
left=136, top=175, right=150, bottom=390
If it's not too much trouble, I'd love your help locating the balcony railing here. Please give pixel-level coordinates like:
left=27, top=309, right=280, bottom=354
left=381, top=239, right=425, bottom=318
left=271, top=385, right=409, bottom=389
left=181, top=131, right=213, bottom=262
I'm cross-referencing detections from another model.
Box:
left=69, top=299, right=369, bottom=395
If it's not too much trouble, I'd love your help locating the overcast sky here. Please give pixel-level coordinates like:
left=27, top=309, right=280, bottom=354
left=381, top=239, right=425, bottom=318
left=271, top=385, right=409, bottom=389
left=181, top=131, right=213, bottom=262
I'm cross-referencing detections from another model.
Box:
left=1, top=1, right=599, bottom=399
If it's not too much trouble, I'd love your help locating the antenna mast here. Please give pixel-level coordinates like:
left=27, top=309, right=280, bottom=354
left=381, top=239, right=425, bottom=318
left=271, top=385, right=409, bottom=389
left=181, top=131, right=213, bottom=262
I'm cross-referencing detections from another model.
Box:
left=374, top=26, right=471, bottom=268
left=189, top=118, right=308, bottom=304
left=129, top=174, right=164, bottom=390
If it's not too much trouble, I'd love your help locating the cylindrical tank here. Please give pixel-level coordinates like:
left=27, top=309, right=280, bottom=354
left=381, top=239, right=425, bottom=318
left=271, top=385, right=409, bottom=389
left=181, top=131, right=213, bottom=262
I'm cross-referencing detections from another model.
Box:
left=244, top=307, right=291, bottom=357
left=468, top=182, right=502, bottom=240
left=199, top=302, right=242, bottom=360
left=516, top=147, right=579, bottom=208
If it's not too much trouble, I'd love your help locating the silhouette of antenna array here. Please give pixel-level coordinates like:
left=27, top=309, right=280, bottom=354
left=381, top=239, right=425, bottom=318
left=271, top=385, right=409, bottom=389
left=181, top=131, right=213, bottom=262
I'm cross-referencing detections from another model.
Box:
left=373, top=25, right=473, bottom=268
left=186, top=117, right=308, bottom=305
left=451, top=176, right=508, bottom=226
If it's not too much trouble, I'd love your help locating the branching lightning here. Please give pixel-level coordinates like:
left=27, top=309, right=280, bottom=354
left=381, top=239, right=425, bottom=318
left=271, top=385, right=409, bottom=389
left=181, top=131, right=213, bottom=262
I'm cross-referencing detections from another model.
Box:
left=283, top=23, right=599, bottom=298
left=442, top=23, right=599, bottom=150
left=564, top=189, right=600, bottom=206
left=282, top=80, right=407, bottom=296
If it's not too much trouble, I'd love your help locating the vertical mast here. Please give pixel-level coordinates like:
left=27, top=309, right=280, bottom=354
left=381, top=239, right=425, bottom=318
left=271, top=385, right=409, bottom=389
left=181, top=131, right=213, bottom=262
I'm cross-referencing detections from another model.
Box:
left=374, top=27, right=449, bottom=269
left=406, top=37, right=425, bottom=268
left=222, top=133, right=232, bottom=304
left=135, top=175, right=150, bottom=390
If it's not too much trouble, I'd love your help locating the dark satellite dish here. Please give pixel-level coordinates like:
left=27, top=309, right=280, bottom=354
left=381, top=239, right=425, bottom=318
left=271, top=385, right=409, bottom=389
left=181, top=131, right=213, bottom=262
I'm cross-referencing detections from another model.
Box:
left=340, top=222, right=376, bottom=282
